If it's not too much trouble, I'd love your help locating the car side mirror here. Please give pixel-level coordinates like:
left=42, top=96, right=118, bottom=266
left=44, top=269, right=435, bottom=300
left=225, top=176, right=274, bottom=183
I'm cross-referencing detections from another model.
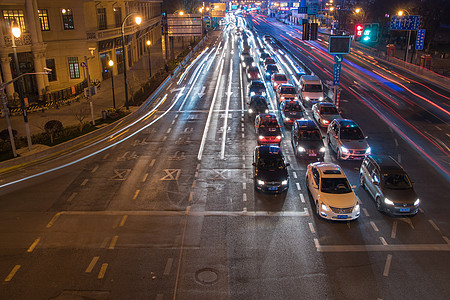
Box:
left=365, top=136, right=368, bottom=139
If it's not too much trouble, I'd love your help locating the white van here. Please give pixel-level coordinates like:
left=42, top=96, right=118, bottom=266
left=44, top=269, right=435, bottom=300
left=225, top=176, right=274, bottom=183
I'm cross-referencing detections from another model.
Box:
left=299, top=75, right=324, bottom=106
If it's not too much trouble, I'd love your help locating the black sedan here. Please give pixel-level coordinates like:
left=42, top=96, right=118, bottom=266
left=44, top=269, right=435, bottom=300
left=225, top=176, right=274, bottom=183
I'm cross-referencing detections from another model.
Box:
left=248, top=80, right=266, bottom=97
left=253, top=145, right=289, bottom=193
left=291, top=119, right=326, bottom=160
left=265, top=64, right=279, bottom=80
left=247, top=95, right=269, bottom=120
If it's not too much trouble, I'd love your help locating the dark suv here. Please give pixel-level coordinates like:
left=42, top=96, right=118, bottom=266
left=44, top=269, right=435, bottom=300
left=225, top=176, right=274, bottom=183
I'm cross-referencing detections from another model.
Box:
left=280, top=100, right=304, bottom=126
left=253, top=145, right=289, bottom=193
left=247, top=95, right=269, bottom=120
left=291, top=119, right=325, bottom=160
left=359, top=155, right=420, bottom=215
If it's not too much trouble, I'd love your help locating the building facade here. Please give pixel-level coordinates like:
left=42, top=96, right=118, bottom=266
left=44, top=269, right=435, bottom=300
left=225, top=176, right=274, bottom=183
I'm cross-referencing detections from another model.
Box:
left=0, top=0, right=162, bottom=105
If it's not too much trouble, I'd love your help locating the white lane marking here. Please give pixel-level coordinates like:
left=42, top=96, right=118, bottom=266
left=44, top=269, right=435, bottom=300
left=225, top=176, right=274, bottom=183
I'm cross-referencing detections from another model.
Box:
left=443, top=236, right=450, bottom=244
left=220, top=59, right=233, bottom=160
left=304, top=208, right=310, bottom=216
left=91, top=164, right=99, bottom=173
left=243, top=182, right=246, bottom=190
left=296, top=182, right=301, bottom=190
left=435, top=126, right=442, bottom=131
left=242, top=133, right=245, bottom=138
left=391, top=221, right=397, bottom=239
left=293, top=171, right=297, bottom=179
left=171, top=120, right=176, bottom=125
left=428, top=219, right=440, bottom=231
left=119, top=215, right=128, bottom=227
left=150, top=159, right=156, bottom=167
left=242, top=163, right=245, bottom=169
left=370, top=221, right=379, bottom=232
left=27, top=237, right=41, bottom=253
left=314, top=238, right=320, bottom=248
left=397, top=154, right=401, bottom=163
left=81, top=179, right=88, bottom=186
left=243, top=193, right=247, bottom=202
left=243, top=207, right=247, bottom=213
left=67, top=192, right=78, bottom=203
left=162, top=136, right=167, bottom=142
left=240, top=59, right=244, bottom=111
left=383, top=254, right=393, bottom=276
left=315, top=242, right=450, bottom=252
left=380, top=237, right=388, bottom=246
left=299, top=193, right=305, bottom=203
left=109, top=236, right=118, bottom=250
left=394, top=139, right=399, bottom=147
left=362, top=208, right=370, bottom=217
left=198, top=58, right=225, bottom=161
left=309, top=223, right=315, bottom=234
left=196, top=163, right=200, bottom=170
left=142, top=173, right=148, bottom=182
left=85, top=256, right=99, bottom=273
left=166, top=128, right=172, bottom=134
left=164, top=258, right=174, bottom=276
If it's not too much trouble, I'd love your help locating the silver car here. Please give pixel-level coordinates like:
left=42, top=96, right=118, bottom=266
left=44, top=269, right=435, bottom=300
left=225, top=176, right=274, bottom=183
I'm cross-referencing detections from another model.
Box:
left=312, top=102, right=341, bottom=128
left=327, top=119, right=370, bottom=160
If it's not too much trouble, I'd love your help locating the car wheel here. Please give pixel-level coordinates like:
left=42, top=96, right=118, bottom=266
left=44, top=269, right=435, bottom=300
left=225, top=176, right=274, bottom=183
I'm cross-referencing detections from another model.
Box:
left=337, top=149, right=343, bottom=161
left=375, top=197, right=383, bottom=212
left=360, top=174, right=365, bottom=189
left=315, top=201, right=321, bottom=217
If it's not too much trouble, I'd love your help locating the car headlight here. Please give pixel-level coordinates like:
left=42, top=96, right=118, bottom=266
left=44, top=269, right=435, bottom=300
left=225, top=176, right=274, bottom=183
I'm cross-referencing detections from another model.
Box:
left=305, top=96, right=310, bottom=101
left=242, top=63, right=246, bottom=67
left=353, top=204, right=360, bottom=212
left=384, top=198, right=394, bottom=205
left=257, top=179, right=265, bottom=185
left=340, top=146, right=349, bottom=154
left=319, top=97, right=324, bottom=101
left=414, top=199, right=420, bottom=206
left=321, top=203, right=330, bottom=211
left=276, top=135, right=281, bottom=140
left=297, top=146, right=305, bottom=152
left=365, top=147, right=371, bottom=154
left=284, top=117, right=290, bottom=122
left=294, top=96, right=298, bottom=100
left=265, top=109, right=269, bottom=113
left=322, top=119, right=329, bottom=124
left=319, top=147, right=326, bottom=152
left=261, top=91, right=266, bottom=96
left=250, top=92, right=255, bottom=96
left=248, top=108, right=254, bottom=113
left=281, top=179, right=288, bottom=185
left=281, top=96, right=285, bottom=100
left=258, top=135, right=264, bottom=140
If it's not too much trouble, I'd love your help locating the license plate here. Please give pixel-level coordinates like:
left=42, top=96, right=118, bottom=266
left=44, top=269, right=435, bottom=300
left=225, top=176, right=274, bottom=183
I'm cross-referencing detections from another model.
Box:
left=399, top=208, right=410, bottom=212
left=337, top=215, right=348, bottom=219
left=309, top=153, right=317, bottom=156
left=268, top=186, right=278, bottom=191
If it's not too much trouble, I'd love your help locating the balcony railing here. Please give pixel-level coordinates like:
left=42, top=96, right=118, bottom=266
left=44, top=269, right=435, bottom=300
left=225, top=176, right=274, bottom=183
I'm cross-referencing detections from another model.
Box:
left=86, top=17, right=160, bottom=41
left=3, top=33, right=32, bottom=47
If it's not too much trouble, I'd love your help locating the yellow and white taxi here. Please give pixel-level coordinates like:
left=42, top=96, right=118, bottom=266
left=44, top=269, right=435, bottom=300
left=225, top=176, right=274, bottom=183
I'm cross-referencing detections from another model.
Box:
left=306, top=162, right=360, bottom=221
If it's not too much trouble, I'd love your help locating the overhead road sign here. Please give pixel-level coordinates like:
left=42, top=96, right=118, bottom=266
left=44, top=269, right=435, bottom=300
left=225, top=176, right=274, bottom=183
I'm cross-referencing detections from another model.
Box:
left=390, top=16, right=420, bottom=31
left=415, top=29, right=426, bottom=50
left=298, top=7, right=307, bottom=14
left=328, top=36, right=351, bottom=54
left=167, top=14, right=202, bottom=36
left=333, top=63, right=342, bottom=86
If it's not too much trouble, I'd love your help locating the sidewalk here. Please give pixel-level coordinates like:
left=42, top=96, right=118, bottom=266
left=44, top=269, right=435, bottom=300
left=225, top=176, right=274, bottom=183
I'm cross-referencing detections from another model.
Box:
left=2, top=36, right=188, bottom=139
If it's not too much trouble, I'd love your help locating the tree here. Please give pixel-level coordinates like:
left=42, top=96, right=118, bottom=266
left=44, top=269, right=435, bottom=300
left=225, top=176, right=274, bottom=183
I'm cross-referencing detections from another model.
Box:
left=44, top=120, right=63, bottom=144
left=72, top=107, right=90, bottom=133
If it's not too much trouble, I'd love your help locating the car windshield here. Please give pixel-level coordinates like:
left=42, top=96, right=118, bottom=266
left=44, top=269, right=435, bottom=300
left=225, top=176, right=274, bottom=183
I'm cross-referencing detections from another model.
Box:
left=340, top=127, right=365, bottom=140
left=280, top=87, right=296, bottom=94
left=248, top=67, right=258, bottom=73
left=299, top=129, right=322, bottom=141
left=252, top=82, right=264, bottom=88
left=267, top=65, right=278, bottom=72
left=251, top=100, right=267, bottom=109
left=320, top=106, right=339, bottom=114
left=304, top=84, right=323, bottom=92
left=274, top=74, right=287, bottom=81
left=258, top=156, right=285, bottom=170
left=320, top=178, right=352, bottom=194
left=383, top=173, right=412, bottom=189
left=260, top=118, right=278, bottom=127
left=265, top=59, right=275, bottom=64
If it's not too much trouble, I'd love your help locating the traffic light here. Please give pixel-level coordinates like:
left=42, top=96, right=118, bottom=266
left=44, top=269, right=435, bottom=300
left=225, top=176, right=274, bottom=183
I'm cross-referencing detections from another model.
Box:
left=362, top=24, right=372, bottom=42
left=302, top=23, right=310, bottom=40
left=355, top=24, right=363, bottom=41
left=310, top=23, right=318, bottom=40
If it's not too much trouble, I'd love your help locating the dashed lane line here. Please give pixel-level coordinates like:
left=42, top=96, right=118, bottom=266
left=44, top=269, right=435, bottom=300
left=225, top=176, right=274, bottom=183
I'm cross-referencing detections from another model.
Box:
left=108, top=236, right=118, bottom=250
left=4, top=265, right=20, bottom=282
left=391, top=221, right=397, bottom=239
left=370, top=221, right=379, bottom=232
left=27, top=238, right=41, bottom=253
left=85, top=256, right=99, bottom=273
left=119, top=215, right=128, bottom=227
left=98, top=263, right=108, bottom=279
left=383, top=254, right=393, bottom=276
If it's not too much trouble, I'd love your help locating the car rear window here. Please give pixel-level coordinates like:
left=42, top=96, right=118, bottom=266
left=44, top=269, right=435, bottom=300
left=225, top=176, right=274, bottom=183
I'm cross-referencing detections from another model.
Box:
left=252, top=82, right=264, bottom=88
left=280, top=87, right=296, bottom=94
left=274, top=74, right=287, bottom=81
left=320, top=106, right=338, bottom=114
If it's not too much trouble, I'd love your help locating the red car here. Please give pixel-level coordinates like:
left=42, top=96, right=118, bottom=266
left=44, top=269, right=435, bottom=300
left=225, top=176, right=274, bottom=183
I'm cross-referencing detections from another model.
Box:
left=247, top=66, right=261, bottom=81
left=271, top=73, right=288, bottom=90
left=255, top=113, right=282, bottom=145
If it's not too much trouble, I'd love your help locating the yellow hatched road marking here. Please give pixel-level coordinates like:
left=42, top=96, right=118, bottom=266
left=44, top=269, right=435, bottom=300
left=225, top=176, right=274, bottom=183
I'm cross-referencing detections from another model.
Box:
left=4, top=265, right=21, bottom=282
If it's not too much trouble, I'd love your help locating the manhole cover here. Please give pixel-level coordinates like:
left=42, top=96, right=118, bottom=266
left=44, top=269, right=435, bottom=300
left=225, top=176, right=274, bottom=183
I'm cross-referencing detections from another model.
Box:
left=195, top=268, right=219, bottom=285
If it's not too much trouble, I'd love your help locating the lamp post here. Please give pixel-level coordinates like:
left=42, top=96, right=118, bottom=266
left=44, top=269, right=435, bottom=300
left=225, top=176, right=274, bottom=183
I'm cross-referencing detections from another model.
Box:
left=11, top=21, right=32, bottom=151
left=146, top=40, right=152, bottom=78
left=108, top=60, right=116, bottom=109
left=398, top=10, right=412, bottom=62
left=121, top=13, right=142, bottom=110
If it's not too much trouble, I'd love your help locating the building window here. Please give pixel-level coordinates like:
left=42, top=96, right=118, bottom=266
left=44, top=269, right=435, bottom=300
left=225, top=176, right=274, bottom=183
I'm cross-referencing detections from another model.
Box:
left=46, top=59, right=57, bottom=81
left=38, top=9, right=50, bottom=31
left=2, top=9, right=27, bottom=32
left=97, top=8, right=107, bottom=30
left=114, top=7, right=122, bottom=27
left=68, top=57, right=80, bottom=79
left=62, top=8, right=74, bottom=30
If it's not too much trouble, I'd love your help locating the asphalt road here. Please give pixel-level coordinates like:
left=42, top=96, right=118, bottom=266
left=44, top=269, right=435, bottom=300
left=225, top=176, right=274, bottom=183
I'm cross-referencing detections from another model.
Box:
left=0, top=15, right=449, bottom=300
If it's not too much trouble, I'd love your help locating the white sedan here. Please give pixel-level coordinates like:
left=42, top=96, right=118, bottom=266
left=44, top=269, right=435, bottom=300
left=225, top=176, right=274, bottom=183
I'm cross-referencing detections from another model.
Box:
left=306, top=162, right=360, bottom=221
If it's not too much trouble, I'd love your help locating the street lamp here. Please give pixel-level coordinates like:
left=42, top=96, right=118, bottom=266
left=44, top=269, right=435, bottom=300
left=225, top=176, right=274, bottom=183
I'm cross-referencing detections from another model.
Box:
left=121, top=13, right=142, bottom=110
left=108, top=60, right=116, bottom=109
left=398, top=9, right=412, bottom=62
left=11, top=20, right=33, bottom=151
left=146, top=40, right=152, bottom=78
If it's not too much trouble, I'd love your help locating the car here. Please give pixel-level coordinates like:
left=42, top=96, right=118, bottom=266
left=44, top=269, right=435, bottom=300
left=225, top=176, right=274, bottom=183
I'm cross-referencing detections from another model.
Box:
left=312, top=102, right=342, bottom=128
left=299, top=75, right=324, bottom=106
left=291, top=119, right=326, bottom=160
left=280, top=100, right=304, bottom=126
left=247, top=95, right=269, bottom=120
left=271, top=73, right=288, bottom=90
left=241, top=55, right=255, bottom=69
left=276, top=83, right=298, bottom=103
left=248, top=80, right=266, bottom=97
left=264, top=64, right=279, bottom=80
left=246, top=66, right=260, bottom=81
left=263, top=57, right=276, bottom=67
left=293, top=65, right=307, bottom=80
left=327, top=119, right=371, bottom=161
left=306, top=162, right=360, bottom=221
left=360, top=155, right=420, bottom=216
left=253, top=145, right=289, bottom=193
left=260, top=52, right=270, bottom=64
left=255, top=113, right=281, bottom=145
